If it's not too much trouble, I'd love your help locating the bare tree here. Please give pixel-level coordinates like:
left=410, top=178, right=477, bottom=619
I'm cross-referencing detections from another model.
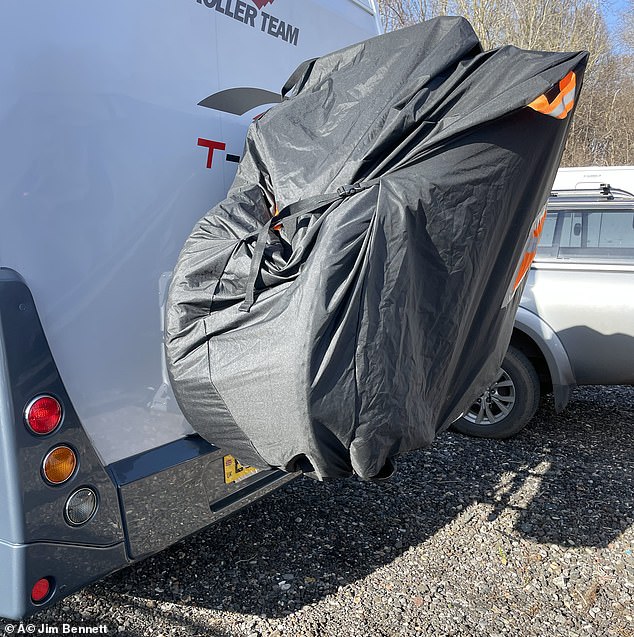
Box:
left=620, top=0, right=634, bottom=54
left=375, top=0, right=634, bottom=165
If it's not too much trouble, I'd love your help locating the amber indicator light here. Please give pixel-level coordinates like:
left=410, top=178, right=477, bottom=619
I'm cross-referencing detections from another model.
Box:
left=42, top=446, right=77, bottom=485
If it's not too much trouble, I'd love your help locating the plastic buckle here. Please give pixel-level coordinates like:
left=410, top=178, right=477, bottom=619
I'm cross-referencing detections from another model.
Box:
left=337, top=183, right=362, bottom=198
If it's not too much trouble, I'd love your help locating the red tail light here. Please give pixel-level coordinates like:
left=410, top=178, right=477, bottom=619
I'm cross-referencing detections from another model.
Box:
left=31, top=577, right=52, bottom=603
left=24, top=396, right=63, bottom=435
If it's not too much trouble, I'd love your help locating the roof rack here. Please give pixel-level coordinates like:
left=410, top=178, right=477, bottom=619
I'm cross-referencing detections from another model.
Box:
left=550, top=183, right=634, bottom=200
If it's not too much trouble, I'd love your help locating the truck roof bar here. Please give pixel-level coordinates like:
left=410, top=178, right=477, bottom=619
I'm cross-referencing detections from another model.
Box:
left=550, top=184, right=634, bottom=200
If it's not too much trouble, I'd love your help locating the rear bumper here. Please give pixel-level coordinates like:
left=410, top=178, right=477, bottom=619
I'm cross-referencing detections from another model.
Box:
left=109, top=434, right=295, bottom=560
left=0, top=443, right=293, bottom=620
left=0, top=539, right=128, bottom=620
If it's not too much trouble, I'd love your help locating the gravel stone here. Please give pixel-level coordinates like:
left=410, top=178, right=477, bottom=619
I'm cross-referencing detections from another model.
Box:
left=32, top=385, right=633, bottom=637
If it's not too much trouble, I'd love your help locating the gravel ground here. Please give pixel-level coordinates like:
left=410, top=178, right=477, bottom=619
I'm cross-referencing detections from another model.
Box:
left=33, top=385, right=634, bottom=636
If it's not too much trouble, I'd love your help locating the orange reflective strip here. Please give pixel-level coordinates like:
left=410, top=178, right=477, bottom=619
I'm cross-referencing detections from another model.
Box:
left=560, top=94, right=575, bottom=119
left=528, top=94, right=550, bottom=113
left=513, top=250, right=537, bottom=291
left=542, top=92, right=566, bottom=115
left=533, top=211, right=547, bottom=238
left=536, top=82, right=571, bottom=116
left=550, top=77, right=576, bottom=118
left=559, top=71, right=575, bottom=93
left=528, top=71, right=576, bottom=118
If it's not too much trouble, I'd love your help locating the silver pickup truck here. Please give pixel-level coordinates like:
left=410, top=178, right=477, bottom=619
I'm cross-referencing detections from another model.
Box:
left=455, top=172, right=634, bottom=438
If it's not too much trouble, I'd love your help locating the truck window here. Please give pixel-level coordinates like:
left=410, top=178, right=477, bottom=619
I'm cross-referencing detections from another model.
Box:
left=535, top=211, right=559, bottom=258
left=555, top=209, right=634, bottom=261
left=598, top=211, right=634, bottom=248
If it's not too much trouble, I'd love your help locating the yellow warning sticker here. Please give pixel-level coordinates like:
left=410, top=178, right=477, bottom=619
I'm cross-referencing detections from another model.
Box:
left=223, top=455, right=259, bottom=484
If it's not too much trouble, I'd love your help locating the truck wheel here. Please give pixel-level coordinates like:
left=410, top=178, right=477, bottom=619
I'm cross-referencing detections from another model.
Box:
left=453, top=346, right=540, bottom=439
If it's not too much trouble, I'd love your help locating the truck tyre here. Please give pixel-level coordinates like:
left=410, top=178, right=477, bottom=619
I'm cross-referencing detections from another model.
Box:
left=453, top=346, right=540, bottom=439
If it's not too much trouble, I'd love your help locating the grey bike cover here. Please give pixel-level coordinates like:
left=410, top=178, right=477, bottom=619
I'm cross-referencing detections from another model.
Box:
left=166, top=17, right=587, bottom=480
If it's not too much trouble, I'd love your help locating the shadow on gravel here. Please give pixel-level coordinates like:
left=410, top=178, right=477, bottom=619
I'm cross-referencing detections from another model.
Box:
left=488, top=386, right=633, bottom=548
left=48, top=386, right=633, bottom=626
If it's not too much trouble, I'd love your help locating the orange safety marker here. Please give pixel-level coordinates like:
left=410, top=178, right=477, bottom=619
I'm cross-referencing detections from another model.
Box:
left=502, top=205, right=548, bottom=308
left=528, top=71, right=576, bottom=119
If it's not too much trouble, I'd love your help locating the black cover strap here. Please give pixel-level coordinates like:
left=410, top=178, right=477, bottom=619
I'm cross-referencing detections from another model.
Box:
left=239, top=180, right=379, bottom=312
left=281, top=58, right=319, bottom=99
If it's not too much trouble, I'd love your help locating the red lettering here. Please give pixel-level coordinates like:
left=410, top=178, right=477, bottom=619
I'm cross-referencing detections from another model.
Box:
left=197, top=138, right=226, bottom=169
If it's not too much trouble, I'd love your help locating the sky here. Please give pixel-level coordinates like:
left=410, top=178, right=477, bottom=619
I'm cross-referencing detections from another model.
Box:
left=603, top=0, right=630, bottom=47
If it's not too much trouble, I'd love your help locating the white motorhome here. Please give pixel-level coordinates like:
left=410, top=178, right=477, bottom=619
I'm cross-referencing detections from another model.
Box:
left=553, top=166, right=634, bottom=193
left=0, top=0, right=380, bottom=619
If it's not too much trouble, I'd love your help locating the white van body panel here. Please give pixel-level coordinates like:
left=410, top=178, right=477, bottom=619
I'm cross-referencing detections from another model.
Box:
left=553, top=166, right=634, bottom=193
left=0, top=0, right=380, bottom=464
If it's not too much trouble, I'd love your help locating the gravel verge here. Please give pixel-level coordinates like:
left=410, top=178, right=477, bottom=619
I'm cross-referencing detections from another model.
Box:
left=34, top=385, right=634, bottom=636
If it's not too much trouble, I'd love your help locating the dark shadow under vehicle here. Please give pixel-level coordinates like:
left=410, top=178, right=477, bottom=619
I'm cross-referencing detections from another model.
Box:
left=36, top=385, right=633, bottom=633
